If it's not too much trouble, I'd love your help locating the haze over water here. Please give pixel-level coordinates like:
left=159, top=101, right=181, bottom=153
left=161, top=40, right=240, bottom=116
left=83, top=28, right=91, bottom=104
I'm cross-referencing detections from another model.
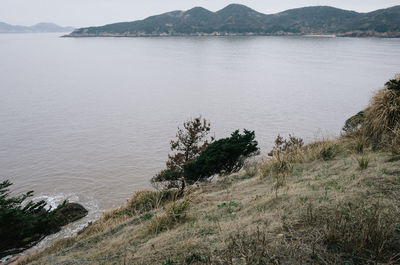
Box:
left=1, top=33, right=400, bottom=236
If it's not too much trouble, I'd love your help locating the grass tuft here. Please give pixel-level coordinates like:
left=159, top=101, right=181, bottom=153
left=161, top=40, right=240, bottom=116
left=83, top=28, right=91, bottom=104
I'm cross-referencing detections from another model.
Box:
left=146, top=197, right=191, bottom=234
left=357, top=155, right=369, bottom=170
left=103, top=189, right=181, bottom=221
left=161, top=257, right=176, bottom=265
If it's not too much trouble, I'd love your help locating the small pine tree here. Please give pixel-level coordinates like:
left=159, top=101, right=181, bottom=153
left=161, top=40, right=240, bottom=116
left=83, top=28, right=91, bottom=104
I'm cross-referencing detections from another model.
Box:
left=151, top=117, right=214, bottom=191
left=0, top=180, right=62, bottom=255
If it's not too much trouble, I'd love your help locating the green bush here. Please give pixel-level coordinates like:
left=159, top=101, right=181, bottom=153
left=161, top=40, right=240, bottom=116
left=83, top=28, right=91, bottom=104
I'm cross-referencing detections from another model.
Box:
left=0, top=180, right=63, bottom=256
left=385, top=78, right=400, bottom=91
left=151, top=117, right=213, bottom=191
left=343, top=110, right=365, bottom=133
left=184, top=130, right=259, bottom=183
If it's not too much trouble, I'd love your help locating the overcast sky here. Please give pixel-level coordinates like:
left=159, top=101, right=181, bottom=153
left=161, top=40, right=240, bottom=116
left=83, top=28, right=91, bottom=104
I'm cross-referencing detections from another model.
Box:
left=1, top=0, right=399, bottom=28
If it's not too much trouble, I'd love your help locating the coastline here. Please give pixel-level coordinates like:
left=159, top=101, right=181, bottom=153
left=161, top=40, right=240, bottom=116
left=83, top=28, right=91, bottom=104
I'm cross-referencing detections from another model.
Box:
left=63, top=31, right=400, bottom=38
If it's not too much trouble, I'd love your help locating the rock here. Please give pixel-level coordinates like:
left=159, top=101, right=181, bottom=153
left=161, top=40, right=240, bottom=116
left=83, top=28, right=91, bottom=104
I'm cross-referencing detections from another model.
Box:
left=55, top=202, right=88, bottom=226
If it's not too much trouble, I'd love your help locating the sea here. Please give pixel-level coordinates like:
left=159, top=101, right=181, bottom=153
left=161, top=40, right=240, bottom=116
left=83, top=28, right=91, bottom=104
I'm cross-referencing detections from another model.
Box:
left=1, top=33, right=400, bottom=250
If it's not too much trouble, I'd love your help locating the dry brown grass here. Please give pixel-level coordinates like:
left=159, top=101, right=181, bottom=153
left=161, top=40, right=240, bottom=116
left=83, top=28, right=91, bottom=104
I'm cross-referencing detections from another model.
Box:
left=19, top=137, right=400, bottom=265
left=363, top=88, right=400, bottom=146
left=146, top=197, right=192, bottom=234
left=322, top=200, right=398, bottom=263
left=210, top=198, right=399, bottom=265
left=103, top=189, right=181, bottom=221
left=344, top=74, right=400, bottom=151
left=261, top=135, right=340, bottom=197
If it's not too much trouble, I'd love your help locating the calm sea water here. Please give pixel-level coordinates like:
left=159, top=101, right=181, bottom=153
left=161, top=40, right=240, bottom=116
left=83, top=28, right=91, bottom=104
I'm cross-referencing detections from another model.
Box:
left=1, top=33, right=400, bottom=242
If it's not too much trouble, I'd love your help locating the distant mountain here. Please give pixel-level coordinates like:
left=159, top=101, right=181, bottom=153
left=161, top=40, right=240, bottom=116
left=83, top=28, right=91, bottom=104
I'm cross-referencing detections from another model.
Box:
left=0, top=22, right=74, bottom=33
left=66, top=4, right=400, bottom=37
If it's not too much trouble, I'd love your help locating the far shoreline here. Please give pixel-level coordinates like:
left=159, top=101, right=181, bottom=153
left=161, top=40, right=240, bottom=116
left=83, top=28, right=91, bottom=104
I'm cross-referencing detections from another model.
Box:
left=62, top=32, right=400, bottom=39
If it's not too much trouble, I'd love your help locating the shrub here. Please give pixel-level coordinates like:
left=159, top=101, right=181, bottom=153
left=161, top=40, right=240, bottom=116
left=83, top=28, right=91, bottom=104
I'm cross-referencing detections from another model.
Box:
left=263, top=135, right=304, bottom=196
left=268, top=134, right=304, bottom=160
left=342, top=110, right=365, bottom=133
left=385, top=77, right=400, bottom=91
left=270, top=155, right=293, bottom=196
left=184, top=130, right=259, bottom=183
left=151, top=117, right=213, bottom=191
left=0, top=180, right=63, bottom=256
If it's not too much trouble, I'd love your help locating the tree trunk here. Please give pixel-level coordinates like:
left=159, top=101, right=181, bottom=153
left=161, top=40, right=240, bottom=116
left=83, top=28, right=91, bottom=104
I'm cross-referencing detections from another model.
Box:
left=179, top=178, right=186, bottom=196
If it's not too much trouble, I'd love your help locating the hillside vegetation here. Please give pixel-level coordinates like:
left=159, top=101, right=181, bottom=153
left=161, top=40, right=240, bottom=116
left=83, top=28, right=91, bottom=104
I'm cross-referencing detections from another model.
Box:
left=66, top=4, right=400, bottom=37
left=20, top=76, right=400, bottom=264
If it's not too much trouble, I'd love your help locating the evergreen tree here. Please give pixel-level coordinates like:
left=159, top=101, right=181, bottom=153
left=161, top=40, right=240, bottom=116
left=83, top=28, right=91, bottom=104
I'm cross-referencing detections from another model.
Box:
left=0, top=180, right=62, bottom=255
left=184, top=129, right=259, bottom=183
left=151, top=117, right=214, bottom=191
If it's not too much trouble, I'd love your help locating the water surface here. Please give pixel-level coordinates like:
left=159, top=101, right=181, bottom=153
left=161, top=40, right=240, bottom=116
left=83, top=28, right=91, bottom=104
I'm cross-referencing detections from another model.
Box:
left=1, top=34, right=400, bottom=242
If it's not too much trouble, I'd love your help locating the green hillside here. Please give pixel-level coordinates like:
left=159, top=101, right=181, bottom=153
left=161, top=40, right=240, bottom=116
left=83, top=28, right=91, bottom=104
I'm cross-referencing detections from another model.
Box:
left=66, top=4, right=400, bottom=37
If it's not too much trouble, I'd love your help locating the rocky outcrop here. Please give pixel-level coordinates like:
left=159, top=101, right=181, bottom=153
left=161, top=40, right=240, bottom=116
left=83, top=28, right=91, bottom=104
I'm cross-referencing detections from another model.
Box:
left=55, top=202, right=88, bottom=226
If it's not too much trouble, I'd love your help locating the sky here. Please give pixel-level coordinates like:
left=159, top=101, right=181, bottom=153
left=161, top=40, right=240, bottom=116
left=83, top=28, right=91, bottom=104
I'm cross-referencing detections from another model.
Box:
left=1, top=0, right=399, bottom=28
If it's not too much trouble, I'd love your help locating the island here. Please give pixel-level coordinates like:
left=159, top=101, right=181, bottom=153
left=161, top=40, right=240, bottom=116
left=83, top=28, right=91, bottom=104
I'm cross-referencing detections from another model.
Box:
left=0, top=22, right=74, bottom=33
left=65, top=4, right=400, bottom=38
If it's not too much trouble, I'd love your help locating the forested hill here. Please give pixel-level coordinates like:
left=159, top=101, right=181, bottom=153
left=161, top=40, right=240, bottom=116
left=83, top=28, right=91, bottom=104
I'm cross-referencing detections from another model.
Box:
left=66, top=4, right=400, bottom=37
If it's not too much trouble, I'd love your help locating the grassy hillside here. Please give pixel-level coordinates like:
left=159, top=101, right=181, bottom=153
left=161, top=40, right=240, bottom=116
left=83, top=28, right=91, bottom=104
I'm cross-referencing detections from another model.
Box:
left=19, top=77, right=400, bottom=265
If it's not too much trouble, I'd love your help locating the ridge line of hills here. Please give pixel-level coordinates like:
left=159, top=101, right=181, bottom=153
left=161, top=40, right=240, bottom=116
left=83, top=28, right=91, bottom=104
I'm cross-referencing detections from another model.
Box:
left=67, top=4, right=400, bottom=38
left=0, top=22, right=74, bottom=33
